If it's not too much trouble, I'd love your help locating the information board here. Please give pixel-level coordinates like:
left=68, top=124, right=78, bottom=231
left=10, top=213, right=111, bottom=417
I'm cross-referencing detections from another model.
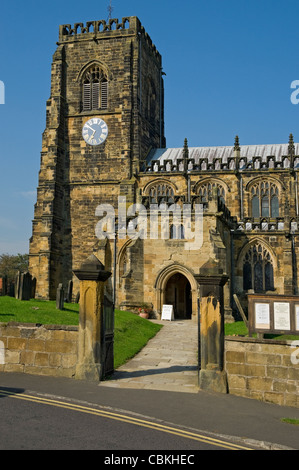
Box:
left=248, top=294, right=299, bottom=336
left=161, top=304, right=174, bottom=321
left=274, top=302, right=290, bottom=330
left=255, top=303, right=270, bottom=329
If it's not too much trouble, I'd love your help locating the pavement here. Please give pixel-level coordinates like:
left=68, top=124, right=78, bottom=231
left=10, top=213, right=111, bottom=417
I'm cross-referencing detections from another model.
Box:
left=1, top=319, right=299, bottom=450
left=100, top=319, right=199, bottom=393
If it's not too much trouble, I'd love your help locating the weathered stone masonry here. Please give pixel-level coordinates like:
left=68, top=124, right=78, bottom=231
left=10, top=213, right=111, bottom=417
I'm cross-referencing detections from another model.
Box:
left=1, top=321, right=298, bottom=408
left=0, top=322, right=78, bottom=378
left=225, top=336, right=299, bottom=407
left=29, top=17, right=165, bottom=300
left=29, top=16, right=299, bottom=325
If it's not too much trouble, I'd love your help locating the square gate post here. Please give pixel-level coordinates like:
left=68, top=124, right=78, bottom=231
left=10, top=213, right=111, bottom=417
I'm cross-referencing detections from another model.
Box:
left=73, top=255, right=111, bottom=382
left=195, top=274, right=228, bottom=394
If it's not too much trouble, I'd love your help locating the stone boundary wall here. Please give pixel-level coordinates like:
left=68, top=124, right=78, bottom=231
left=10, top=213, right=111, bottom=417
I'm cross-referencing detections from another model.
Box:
left=1, top=322, right=299, bottom=408
left=0, top=322, right=78, bottom=378
left=225, top=336, right=299, bottom=408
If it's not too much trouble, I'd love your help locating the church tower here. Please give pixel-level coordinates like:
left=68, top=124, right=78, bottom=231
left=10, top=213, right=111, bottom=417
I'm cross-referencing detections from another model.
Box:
left=29, top=17, right=165, bottom=299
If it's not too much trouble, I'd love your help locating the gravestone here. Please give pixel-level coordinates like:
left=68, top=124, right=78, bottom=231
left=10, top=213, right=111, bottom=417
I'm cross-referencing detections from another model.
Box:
left=2, top=276, right=7, bottom=296
left=67, top=280, right=73, bottom=303
left=19, top=272, right=33, bottom=300
left=8, top=281, right=15, bottom=297
left=56, top=283, right=64, bottom=310
left=19, top=273, right=26, bottom=300
left=31, top=277, right=36, bottom=299
left=15, top=271, right=21, bottom=299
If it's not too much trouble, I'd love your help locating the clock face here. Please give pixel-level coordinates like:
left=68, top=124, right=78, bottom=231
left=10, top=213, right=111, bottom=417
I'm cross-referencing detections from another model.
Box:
left=82, top=118, right=108, bottom=146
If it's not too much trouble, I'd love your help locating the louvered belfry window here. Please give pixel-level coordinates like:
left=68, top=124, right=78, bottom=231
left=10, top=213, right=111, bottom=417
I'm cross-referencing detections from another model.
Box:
left=82, top=66, right=108, bottom=111
left=101, top=80, right=108, bottom=109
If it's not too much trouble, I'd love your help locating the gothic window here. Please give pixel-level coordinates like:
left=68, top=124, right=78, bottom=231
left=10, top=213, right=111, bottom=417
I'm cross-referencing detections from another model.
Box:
left=82, top=65, right=108, bottom=111
left=250, top=181, right=279, bottom=218
left=149, top=183, right=175, bottom=204
left=197, top=182, right=225, bottom=204
left=119, top=250, right=128, bottom=278
left=242, top=243, right=274, bottom=292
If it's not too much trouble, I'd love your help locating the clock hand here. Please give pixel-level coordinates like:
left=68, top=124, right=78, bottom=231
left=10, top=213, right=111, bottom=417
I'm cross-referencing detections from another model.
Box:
left=85, top=124, right=96, bottom=132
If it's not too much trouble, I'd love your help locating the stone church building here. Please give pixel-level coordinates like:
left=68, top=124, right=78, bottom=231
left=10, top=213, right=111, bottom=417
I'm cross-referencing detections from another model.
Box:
left=29, top=16, right=299, bottom=321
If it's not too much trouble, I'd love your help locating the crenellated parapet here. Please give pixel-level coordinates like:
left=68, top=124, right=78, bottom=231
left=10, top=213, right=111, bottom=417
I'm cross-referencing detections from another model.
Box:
left=142, top=154, right=299, bottom=173
left=58, top=16, right=161, bottom=61
left=59, top=17, right=131, bottom=39
left=142, top=135, right=299, bottom=174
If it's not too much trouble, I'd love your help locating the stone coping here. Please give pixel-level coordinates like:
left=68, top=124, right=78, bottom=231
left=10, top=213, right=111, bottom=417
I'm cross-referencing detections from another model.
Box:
left=225, top=335, right=297, bottom=346
left=0, top=321, right=78, bottom=331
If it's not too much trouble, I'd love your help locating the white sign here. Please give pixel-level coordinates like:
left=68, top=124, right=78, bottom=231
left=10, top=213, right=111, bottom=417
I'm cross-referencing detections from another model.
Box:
left=274, top=302, right=290, bottom=330
left=161, top=304, right=174, bottom=321
left=255, top=303, right=270, bottom=329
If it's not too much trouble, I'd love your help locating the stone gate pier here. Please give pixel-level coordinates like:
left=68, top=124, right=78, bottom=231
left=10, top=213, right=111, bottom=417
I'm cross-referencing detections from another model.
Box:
left=196, top=274, right=228, bottom=394
left=73, top=255, right=111, bottom=382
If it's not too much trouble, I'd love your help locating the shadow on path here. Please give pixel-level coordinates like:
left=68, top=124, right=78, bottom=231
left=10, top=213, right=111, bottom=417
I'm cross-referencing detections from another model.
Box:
left=107, top=365, right=198, bottom=380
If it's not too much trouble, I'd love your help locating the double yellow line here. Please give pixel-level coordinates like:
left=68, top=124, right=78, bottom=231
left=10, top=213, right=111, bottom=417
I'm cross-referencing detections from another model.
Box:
left=0, top=389, right=252, bottom=450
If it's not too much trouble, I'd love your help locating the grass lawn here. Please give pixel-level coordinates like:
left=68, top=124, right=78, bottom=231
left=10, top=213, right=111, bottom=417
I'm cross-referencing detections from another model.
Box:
left=113, top=309, right=162, bottom=369
left=0, top=296, right=79, bottom=325
left=1, top=297, right=298, bottom=369
left=225, top=320, right=299, bottom=340
left=281, top=418, right=299, bottom=426
left=0, top=296, right=162, bottom=369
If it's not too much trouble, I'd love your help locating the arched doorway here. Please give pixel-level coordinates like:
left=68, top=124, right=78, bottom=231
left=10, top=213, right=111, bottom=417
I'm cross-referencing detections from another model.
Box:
left=164, top=273, right=192, bottom=319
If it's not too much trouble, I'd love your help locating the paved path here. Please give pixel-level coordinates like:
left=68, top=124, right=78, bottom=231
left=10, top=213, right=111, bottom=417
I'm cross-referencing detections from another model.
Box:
left=100, top=319, right=199, bottom=393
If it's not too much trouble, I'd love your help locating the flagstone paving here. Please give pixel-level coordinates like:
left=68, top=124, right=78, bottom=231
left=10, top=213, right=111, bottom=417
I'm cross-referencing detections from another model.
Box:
left=100, top=319, right=199, bottom=393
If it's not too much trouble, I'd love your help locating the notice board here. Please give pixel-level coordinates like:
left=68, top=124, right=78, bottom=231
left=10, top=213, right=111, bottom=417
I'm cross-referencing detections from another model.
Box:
left=248, top=294, right=299, bottom=336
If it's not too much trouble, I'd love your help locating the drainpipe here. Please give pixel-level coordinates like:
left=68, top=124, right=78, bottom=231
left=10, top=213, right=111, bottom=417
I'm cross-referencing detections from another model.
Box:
left=138, top=32, right=142, bottom=115
left=113, top=224, right=118, bottom=308
left=240, top=175, right=244, bottom=220
left=160, top=68, right=163, bottom=148
left=296, top=172, right=298, bottom=216
left=187, top=170, right=191, bottom=203
left=230, top=230, right=235, bottom=312
left=291, top=232, right=298, bottom=295
left=197, top=297, right=201, bottom=373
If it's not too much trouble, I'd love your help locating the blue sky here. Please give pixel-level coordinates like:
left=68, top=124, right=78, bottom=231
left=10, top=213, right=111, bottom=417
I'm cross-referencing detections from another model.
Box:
left=0, top=0, right=299, bottom=254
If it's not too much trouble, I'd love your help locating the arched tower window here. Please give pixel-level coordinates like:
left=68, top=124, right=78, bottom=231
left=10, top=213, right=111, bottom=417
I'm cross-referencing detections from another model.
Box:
left=82, top=65, right=108, bottom=111
left=242, top=243, right=274, bottom=292
left=250, top=181, right=279, bottom=218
